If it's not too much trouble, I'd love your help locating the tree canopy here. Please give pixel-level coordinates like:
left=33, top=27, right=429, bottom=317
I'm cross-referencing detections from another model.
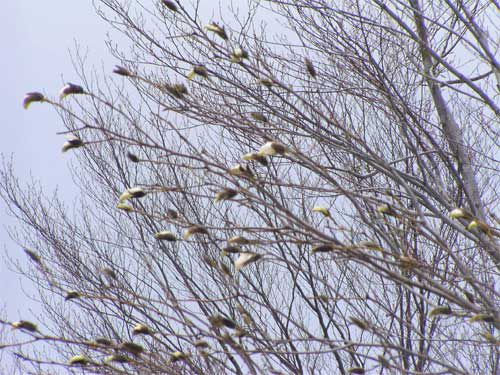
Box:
left=1, top=0, right=499, bottom=374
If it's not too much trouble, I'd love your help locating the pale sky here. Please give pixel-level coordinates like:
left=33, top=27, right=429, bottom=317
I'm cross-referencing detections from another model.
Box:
left=0, top=1, right=115, bottom=321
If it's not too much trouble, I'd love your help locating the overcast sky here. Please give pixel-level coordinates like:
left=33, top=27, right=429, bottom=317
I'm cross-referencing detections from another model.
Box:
left=0, top=2, right=116, bottom=322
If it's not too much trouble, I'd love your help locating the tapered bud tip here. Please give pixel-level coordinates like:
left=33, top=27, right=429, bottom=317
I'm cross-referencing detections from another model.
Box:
left=356, top=241, right=383, bottom=251
left=312, top=244, right=336, bottom=253
left=214, top=188, right=238, bottom=202
left=258, top=141, right=287, bottom=156
left=205, top=22, right=228, bottom=40
left=119, top=187, right=147, bottom=202
left=120, top=342, right=144, bottom=356
left=235, top=252, right=262, bottom=271
left=243, top=152, right=268, bottom=166
left=116, top=203, right=134, bottom=212
left=23, top=248, right=41, bottom=263
left=258, top=78, right=274, bottom=87
left=166, top=83, right=188, bottom=99
left=12, top=320, right=38, bottom=332
left=68, top=355, right=90, bottom=366
left=231, top=48, right=248, bottom=63
left=469, top=313, right=496, bottom=323
left=105, top=354, right=130, bottom=363
left=60, top=83, right=85, bottom=99
left=348, top=367, right=365, bottom=374
left=65, top=290, right=81, bottom=301
left=449, top=208, right=467, bottom=219
left=349, top=316, right=369, bottom=330
left=429, top=306, right=452, bottom=317
left=61, top=136, right=83, bottom=153
left=194, top=340, right=210, bottom=349
left=127, top=151, right=140, bottom=162
left=113, top=65, right=131, bottom=76
left=377, top=204, right=396, bottom=216
left=166, top=209, right=179, bottom=219
left=132, top=323, right=152, bottom=335
left=188, top=65, right=208, bottom=80
left=227, top=236, right=250, bottom=245
left=23, top=92, right=45, bottom=109
left=161, top=0, right=178, bottom=11
left=304, top=58, right=317, bottom=78
left=154, top=230, right=177, bottom=241
left=170, top=351, right=190, bottom=362
left=250, top=112, right=268, bottom=123
left=467, top=220, right=478, bottom=230
left=95, top=337, right=113, bottom=346
left=183, top=225, right=209, bottom=240
left=312, top=206, right=330, bottom=217
left=208, top=315, right=237, bottom=329
left=228, top=164, right=254, bottom=178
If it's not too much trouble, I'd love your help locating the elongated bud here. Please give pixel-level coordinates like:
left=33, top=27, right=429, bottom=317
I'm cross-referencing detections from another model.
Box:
left=377, top=204, right=396, bottom=216
left=166, top=83, right=188, bottom=99
left=60, top=83, right=85, bottom=99
left=23, top=92, right=45, bottom=109
left=242, top=152, right=268, bottom=166
left=449, top=208, right=471, bottom=219
left=227, top=236, right=251, bottom=245
left=101, top=268, right=117, bottom=280
left=467, top=220, right=490, bottom=233
left=250, top=112, right=268, bottom=123
left=116, top=203, right=134, bottom=212
left=222, top=246, right=242, bottom=254
left=132, top=323, right=152, bottom=335
left=208, top=315, right=237, bottom=329
left=105, top=354, right=130, bottom=363
left=161, top=0, right=178, bottom=11
left=398, top=255, right=418, bottom=270
left=469, top=313, right=495, bottom=323
left=230, top=47, right=248, bottom=63
left=23, top=248, right=41, bottom=263
left=258, top=141, right=287, bottom=156
left=228, top=164, right=254, bottom=178
left=183, top=225, right=209, bottom=240
left=312, top=206, right=330, bottom=217
left=94, top=337, right=113, bottom=346
left=258, top=78, right=274, bottom=87
left=194, top=340, right=210, bottom=349
left=68, top=355, right=90, bottom=366
left=349, top=316, right=370, bottom=330
left=187, top=65, right=208, bottom=80
left=429, top=306, right=452, bottom=318
left=113, top=65, right=131, bottom=76
left=65, top=290, right=81, bottom=301
left=119, top=187, right=147, bottom=202
left=312, top=243, right=339, bottom=253
left=12, top=320, right=37, bottom=332
left=171, top=351, right=190, bottom=362
left=348, top=367, right=365, bottom=374
left=154, top=230, right=177, bottom=241
left=127, top=151, right=140, bottom=162
left=166, top=209, right=179, bottom=219
left=120, top=342, right=144, bottom=356
left=235, top=252, right=262, bottom=271
left=62, top=135, right=83, bottom=153
left=356, top=241, right=383, bottom=251
left=205, top=22, right=227, bottom=40
left=304, top=58, right=317, bottom=78
left=214, top=188, right=238, bottom=202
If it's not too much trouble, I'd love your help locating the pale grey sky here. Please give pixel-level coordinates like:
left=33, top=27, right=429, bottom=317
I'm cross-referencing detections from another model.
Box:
left=0, top=2, right=115, bottom=321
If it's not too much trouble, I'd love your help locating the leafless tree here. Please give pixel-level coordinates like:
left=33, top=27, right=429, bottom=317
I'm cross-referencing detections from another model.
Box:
left=1, top=0, right=499, bottom=374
